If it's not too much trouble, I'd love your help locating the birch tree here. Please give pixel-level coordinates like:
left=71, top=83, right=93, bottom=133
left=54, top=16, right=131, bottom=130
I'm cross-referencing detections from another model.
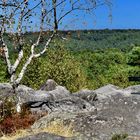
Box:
left=0, top=0, right=111, bottom=112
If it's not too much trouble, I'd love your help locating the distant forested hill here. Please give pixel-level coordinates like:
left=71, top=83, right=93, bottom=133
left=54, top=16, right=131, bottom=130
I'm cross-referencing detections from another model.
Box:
left=63, top=29, right=140, bottom=51
left=6, top=29, right=140, bottom=52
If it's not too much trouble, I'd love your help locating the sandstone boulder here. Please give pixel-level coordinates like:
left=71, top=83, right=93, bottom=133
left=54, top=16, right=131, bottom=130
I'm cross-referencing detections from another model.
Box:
left=40, top=79, right=58, bottom=91
left=73, top=89, right=97, bottom=105
left=31, top=84, right=140, bottom=140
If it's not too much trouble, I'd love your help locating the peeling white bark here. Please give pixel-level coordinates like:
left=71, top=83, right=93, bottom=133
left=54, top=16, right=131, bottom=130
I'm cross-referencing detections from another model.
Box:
left=2, top=38, right=11, bottom=74
left=11, top=1, right=26, bottom=74
left=15, top=54, right=34, bottom=85
left=15, top=32, right=55, bottom=85
left=16, top=96, right=22, bottom=113
left=12, top=50, right=24, bottom=72
left=34, top=33, right=55, bottom=58
left=10, top=73, right=16, bottom=84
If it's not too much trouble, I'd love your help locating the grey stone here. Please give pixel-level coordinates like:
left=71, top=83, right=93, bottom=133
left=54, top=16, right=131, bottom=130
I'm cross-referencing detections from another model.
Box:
left=0, top=83, right=13, bottom=98
left=31, top=111, right=97, bottom=130
left=73, top=89, right=97, bottom=105
left=1, top=82, right=140, bottom=140
left=16, top=85, right=36, bottom=103
left=28, top=96, right=96, bottom=115
left=94, top=84, right=131, bottom=100
left=36, top=85, right=70, bottom=101
left=40, top=79, right=58, bottom=91
left=0, top=83, right=70, bottom=103
left=31, top=84, right=140, bottom=140
left=124, top=85, right=140, bottom=95
left=0, top=83, right=96, bottom=114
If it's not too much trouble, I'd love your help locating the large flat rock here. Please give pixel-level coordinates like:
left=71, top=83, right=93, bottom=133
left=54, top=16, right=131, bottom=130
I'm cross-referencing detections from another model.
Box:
left=1, top=83, right=140, bottom=140
left=31, top=84, right=140, bottom=140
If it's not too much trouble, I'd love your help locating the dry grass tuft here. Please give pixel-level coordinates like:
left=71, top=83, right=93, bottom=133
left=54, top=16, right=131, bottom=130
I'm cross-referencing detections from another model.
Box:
left=0, top=119, right=77, bottom=140
left=41, top=119, right=76, bottom=137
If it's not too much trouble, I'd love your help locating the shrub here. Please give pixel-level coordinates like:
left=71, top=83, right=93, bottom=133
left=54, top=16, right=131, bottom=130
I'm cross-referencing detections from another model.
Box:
left=43, top=120, right=75, bottom=137
left=0, top=113, right=36, bottom=135
left=0, top=98, right=37, bottom=135
left=111, top=133, right=128, bottom=140
left=73, top=49, right=129, bottom=89
left=127, top=46, right=140, bottom=65
left=22, top=45, right=87, bottom=92
left=127, top=46, right=140, bottom=85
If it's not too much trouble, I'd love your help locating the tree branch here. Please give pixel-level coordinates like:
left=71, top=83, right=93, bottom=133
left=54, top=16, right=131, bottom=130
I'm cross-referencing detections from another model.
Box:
left=34, top=32, right=55, bottom=58
left=12, top=0, right=28, bottom=73
left=15, top=54, right=34, bottom=85
left=14, top=0, right=48, bottom=85
left=58, top=2, right=106, bottom=24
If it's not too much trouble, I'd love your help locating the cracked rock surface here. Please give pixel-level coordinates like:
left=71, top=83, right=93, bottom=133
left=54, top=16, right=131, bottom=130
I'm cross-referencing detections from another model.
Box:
left=0, top=81, right=140, bottom=140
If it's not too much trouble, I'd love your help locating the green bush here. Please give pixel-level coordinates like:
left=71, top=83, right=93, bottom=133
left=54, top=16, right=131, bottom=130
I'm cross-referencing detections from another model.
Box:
left=73, top=49, right=130, bottom=89
left=22, top=45, right=87, bottom=92
left=127, top=46, right=140, bottom=65
left=111, top=133, right=128, bottom=140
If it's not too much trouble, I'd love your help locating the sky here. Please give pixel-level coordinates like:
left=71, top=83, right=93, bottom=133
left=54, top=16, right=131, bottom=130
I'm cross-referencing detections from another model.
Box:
left=76, top=0, right=140, bottom=30
left=11, top=0, right=140, bottom=31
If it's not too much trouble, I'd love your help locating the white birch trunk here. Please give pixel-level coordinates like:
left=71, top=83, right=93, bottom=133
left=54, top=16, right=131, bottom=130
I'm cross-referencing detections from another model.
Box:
left=2, top=40, right=11, bottom=74
left=12, top=50, right=24, bottom=72
left=15, top=54, right=34, bottom=85
left=0, top=0, right=55, bottom=113
left=34, top=33, right=55, bottom=58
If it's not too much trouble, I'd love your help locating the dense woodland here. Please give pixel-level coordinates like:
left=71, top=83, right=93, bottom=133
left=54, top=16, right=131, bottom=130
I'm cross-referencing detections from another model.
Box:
left=0, top=30, right=140, bottom=92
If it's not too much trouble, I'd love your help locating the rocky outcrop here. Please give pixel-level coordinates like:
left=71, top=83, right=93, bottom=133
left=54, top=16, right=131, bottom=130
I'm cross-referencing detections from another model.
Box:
left=125, top=85, right=140, bottom=95
left=94, top=84, right=131, bottom=100
left=0, top=81, right=96, bottom=114
left=0, top=81, right=140, bottom=140
left=31, top=84, right=140, bottom=140
left=73, top=89, right=97, bottom=105
left=40, top=79, right=58, bottom=91
left=0, top=81, right=70, bottom=103
left=0, top=83, right=13, bottom=98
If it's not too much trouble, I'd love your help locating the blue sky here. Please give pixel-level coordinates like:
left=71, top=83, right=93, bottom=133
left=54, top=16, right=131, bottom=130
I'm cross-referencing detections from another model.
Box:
left=27, top=0, right=140, bottom=30
left=60, top=0, right=140, bottom=30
